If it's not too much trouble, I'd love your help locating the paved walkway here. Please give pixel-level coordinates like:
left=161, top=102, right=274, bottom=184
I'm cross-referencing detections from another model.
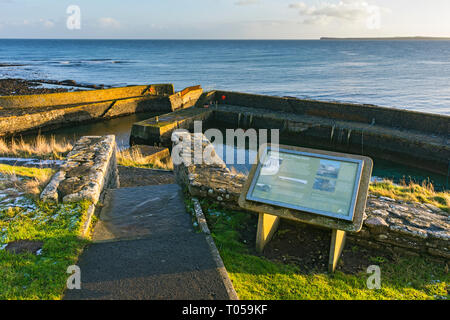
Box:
left=64, top=184, right=233, bottom=300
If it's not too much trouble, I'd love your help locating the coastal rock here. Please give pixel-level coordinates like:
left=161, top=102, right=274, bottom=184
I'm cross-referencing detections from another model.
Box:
left=40, top=171, right=66, bottom=202
left=364, top=217, right=389, bottom=234
left=61, top=80, right=77, bottom=86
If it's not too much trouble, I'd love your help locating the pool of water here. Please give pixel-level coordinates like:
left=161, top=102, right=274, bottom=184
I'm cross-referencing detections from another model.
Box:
left=16, top=111, right=161, bottom=150
left=212, top=140, right=449, bottom=191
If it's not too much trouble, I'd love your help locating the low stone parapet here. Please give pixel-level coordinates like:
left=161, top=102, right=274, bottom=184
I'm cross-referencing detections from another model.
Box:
left=173, top=133, right=450, bottom=260
left=41, top=135, right=119, bottom=204
left=353, top=196, right=449, bottom=259
left=172, top=131, right=245, bottom=200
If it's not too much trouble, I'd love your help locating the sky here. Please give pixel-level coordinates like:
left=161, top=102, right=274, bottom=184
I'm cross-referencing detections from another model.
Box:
left=0, top=0, right=450, bottom=39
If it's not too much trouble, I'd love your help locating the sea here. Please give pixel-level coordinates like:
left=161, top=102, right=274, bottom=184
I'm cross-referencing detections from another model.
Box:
left=0, top=39, right=449, bottom=115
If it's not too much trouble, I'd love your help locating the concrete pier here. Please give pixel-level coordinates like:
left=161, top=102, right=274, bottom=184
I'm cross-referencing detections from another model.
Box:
left=130, top=107, right=213, bottom=146
left=0, top=84, right=203, bottom=137
left=0, top=84, right=174, bottom=109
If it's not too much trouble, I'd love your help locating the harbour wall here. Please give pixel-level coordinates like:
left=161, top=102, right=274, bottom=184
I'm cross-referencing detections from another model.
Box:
left=206, top=91, right=449, bottom=175
left=212, top=90, right=448, bottom=135
left=130, top=90, right=449, bottom=175
left=0, top=85, right=203, bottom=137
left=0, top=84, right=174, bottom=109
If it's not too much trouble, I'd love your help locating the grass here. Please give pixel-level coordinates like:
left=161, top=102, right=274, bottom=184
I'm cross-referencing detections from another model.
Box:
left=188, top=199, right=449, bottom=300
left=0, top=134, right=72, bottom=160
left=0, top=164, right=55, bottom=197
left=0, top=134, right=174, bottom=170
left=370, top=179, right=450, bottom=213
left=0, top=200, right=91, bottom=299
left=117, top=147, right=173, bottom=170
left=0, top=163, right=91, bottom=300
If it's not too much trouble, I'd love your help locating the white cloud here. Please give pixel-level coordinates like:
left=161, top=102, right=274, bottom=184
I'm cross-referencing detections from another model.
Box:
left=98, top=17, right=121, bottom=29
left=235, top=0, right=260, bottom=5
left=289, top=0, right=387, bottom=28
left=39, top=19, right=55, bottom=28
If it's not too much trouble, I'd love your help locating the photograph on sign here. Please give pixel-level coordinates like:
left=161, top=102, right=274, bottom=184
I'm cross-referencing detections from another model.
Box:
left=246, top=147, right=364, bottom=221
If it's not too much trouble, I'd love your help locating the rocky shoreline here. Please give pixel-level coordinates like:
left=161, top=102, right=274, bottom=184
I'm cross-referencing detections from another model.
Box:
left=0, top=78, right=110, bottom=96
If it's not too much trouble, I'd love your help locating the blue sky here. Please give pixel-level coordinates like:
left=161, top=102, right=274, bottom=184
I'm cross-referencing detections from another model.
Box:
left=1, top=0, right=449, bottom=39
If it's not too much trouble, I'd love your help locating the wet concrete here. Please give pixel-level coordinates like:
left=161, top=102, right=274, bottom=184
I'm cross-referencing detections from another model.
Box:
left=64, top=184, right=231, bottom=300
left=93, top=185, right=191, bottom=242
left=117, top=166, right=175, bottom=187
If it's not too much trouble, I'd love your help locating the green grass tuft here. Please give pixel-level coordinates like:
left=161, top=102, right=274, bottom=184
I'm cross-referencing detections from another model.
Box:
left=369, top=179, right=449, bottom=213
left=0, top=164, right=54, bottom=181
left=0, top=200, right=91, bottom=300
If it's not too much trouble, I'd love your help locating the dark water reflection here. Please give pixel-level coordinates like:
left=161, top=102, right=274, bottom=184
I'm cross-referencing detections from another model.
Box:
left=16, top=112, right=160, bottom=150
left=212, top=140, right=449, bottom=191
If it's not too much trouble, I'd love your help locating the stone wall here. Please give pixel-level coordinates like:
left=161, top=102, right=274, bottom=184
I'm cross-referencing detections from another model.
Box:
left=173, top=133, right=450, bottom=260
left=41, top=135, right=119, bottom=204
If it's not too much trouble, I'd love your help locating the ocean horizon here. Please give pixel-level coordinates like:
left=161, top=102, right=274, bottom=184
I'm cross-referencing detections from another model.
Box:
left=1, top=39, right=449, bottom=115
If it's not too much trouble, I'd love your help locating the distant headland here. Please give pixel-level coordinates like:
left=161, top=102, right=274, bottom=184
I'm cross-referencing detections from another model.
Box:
left=320, top=36, right=450, bottom=41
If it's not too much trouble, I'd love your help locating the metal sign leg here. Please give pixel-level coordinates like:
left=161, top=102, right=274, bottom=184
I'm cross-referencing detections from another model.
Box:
left=256, top=213, right=280, bottom=253
left=328, top=229, right=346, bottom=273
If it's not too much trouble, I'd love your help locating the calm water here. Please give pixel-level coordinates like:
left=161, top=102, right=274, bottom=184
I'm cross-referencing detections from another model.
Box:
left=21, top=112, right=159, bottom=149
left=212, top=140, right=449, bottom=191
left=1, top=39, right=450, bottom=115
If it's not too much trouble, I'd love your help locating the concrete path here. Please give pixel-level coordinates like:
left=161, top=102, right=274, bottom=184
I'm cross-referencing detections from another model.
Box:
left=64, top=184, right=233, bottom=300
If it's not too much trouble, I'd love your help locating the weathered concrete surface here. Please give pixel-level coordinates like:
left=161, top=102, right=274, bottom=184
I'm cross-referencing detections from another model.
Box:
left=0, top=84, right=174, bottom=109
left=0, top=96, right=168, bottom=137
left=169, top=85, right=203, bottom=111
left=64, top=184, right=236, bottom=300
left=117, top=166, right=175, bottom=187
left=207, top=104, right=449, bottom=176
left=212, top=90, right=449, bottom=136
left=130, top=106, right=213, bottom=146
left=41, top=135, right=119, bottom=204
left=92, top=184, right=187, bottom=242
left=125, top=145, right=171, bottom=163
left=0, top=85, right=203, bottom=137
left=173, top=133, right=450, bottom=260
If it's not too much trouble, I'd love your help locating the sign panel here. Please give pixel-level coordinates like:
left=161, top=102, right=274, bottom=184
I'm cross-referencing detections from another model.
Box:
left=239, top=144, right=373, bottom=232
left=246, top=147, right=363, bottom=221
